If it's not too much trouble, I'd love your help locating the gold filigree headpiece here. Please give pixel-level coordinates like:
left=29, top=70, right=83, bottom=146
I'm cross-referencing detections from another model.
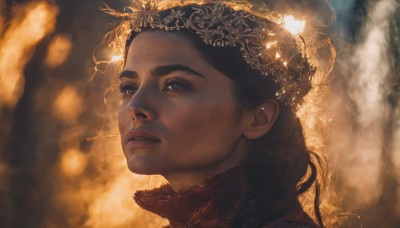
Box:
left=119, top=0, right=315, bottom=107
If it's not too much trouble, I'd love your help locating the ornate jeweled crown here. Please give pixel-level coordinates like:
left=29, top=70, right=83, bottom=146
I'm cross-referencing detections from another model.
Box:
left=120, top=0, right=315, bottom=107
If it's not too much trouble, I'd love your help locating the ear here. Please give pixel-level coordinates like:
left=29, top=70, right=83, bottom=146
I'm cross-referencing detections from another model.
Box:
left=243, top=99, right=279, bottom=140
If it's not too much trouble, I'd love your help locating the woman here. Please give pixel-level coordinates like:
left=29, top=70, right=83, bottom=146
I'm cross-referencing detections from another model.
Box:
left=111, top=0, right=333, bottom=227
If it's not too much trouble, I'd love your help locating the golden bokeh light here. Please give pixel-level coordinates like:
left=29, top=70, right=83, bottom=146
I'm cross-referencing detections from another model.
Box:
left=86, top=174, right=169, bottom=228
left=282, top=15, right=305, bottom=35
left=60, top=148, right=87, bottom=177
left=111, top=55, right=124, bottom=62
left=53, top=86, right=83, bottom=122
left=1, top=0, right=398, bottom=227
left=56, top=136, right=169, bottom=227
left=265, top=41, right=277, bottom=49
left=45, top=34, right=72, bottom=69
left=0, top=2, right=58, bottom=108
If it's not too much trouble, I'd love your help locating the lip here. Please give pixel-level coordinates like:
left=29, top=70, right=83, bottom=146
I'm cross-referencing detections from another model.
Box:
left=124, top=129, right=161, bottom=149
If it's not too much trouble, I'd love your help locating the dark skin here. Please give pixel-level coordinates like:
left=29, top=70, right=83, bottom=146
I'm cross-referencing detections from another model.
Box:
left=118, top=31, right=279, bottom=191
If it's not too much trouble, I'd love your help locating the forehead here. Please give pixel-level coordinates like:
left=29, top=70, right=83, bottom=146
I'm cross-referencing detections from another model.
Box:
left=125, top=30, right=205, bottom=70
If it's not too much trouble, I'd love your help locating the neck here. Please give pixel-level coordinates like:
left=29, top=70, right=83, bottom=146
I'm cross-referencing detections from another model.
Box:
left=163, top=164, right=237, bottom=192
left=134, top=165, right=242, bottom=227
left=162, top=138, right=250, bottom=192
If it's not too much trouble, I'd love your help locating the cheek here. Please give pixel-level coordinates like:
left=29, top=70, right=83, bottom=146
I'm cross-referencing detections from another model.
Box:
left=118, top=103, right=129, bottom=133
left=162, top=93, right=242, bottom=166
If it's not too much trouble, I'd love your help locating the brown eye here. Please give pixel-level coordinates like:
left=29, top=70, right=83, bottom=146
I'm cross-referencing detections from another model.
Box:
left=163, top=78, right=191, bottom=92
left=119, top=84, right=137, bottom=97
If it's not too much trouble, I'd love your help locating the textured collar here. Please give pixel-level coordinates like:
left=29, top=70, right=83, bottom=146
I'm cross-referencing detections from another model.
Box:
left=134, top=167, right=316, bottom=228
left=134, top=167, right=241, bottom=227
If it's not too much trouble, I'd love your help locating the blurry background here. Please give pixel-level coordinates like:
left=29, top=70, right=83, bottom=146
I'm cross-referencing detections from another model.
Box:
left=0, top=0, right=399, bottom=227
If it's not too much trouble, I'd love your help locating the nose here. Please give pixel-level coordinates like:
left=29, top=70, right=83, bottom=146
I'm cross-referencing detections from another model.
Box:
left=126, top=89, right=156, bottom=122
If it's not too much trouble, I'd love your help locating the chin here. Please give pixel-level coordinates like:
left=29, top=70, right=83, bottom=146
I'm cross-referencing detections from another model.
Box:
left=125, top=155, right=161, bottom=175
left=126, top=160, right=150, bottom=175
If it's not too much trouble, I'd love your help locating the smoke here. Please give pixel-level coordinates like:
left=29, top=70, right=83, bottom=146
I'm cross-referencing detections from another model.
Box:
left=53, top=86, right=83, bottom=123
left=45, top=34, right=72, bottom=69
left=0, top=0, right=168, bottom=227
left=328, top=0, right=400, bottom=226
left=0, top=1, right=58, bottom=226
left=0, top=2, right=58, bottom=108
left=1, top=0, right=399, bottom=227
left=52, top=131, right=168, bottom=227
left=330, top=0, right=359, bottom=40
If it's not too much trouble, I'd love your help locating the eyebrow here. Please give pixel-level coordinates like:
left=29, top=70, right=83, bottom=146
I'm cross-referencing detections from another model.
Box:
left=119, top=64, right=205, bottom=79
left=119, top=70, right=138, bottom=79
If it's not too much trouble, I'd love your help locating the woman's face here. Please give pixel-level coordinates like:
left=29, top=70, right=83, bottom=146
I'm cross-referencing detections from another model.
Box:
left=118, top=31, right=251, bottom=179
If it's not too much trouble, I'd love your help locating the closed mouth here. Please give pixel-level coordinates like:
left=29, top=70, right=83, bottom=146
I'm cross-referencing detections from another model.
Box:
left=128, top=137, right=160, bottom=142
left=125, top=130, right=161, bottom=145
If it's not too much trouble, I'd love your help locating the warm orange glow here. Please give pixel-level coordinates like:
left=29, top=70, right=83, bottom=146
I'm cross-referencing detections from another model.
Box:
left=53, top=86, right=83, bottom=122
left=60, top=148, right=87, bottom=177
left=70, top=138, right=169, bottom=227
left=45, top=34, right=72, bottom=69
left=265, top=41, right=277, bottom=49
left=111, top=55, right=124, bottom=62
left=283, top=15, right=305, bottom=35
left=275, top=52, right=281, bottom=59
left=393, top=128, right=400, bottom=214
left=0, top=2, right=5, bottom=32
left=0, top=2, right=58, bottom=108
left=86, top=173, right=169, bottom=227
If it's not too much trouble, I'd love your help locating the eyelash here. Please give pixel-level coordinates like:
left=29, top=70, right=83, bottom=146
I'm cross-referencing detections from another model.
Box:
left=118, top=78, right=192, bottom=97
left=162, top=78, right=192, bottom=92
left=119, top=84, right=137, bottom=97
